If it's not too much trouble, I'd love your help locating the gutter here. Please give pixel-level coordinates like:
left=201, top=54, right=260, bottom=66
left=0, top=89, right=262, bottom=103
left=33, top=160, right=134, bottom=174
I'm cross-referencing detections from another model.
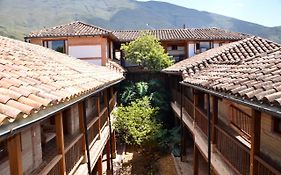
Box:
left=180, top=81, right=281, bottom=118
left=0, top=78, right=125, bottom=140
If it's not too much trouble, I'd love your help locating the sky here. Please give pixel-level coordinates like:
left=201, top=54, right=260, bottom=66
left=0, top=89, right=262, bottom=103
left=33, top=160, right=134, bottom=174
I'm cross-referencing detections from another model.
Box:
left=137, top=0, right=281, bottom=27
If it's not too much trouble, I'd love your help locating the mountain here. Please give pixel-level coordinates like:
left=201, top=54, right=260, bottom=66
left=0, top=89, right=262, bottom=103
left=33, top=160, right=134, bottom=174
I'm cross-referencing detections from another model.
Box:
left=0, top=0, right=280, bottom=43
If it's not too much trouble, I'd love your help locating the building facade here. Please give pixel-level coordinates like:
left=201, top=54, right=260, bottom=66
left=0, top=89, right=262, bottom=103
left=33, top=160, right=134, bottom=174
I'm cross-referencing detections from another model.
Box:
left=25, top=21, right=248, bottom=68
left=25, top=21, right=117, bottom=66
left=163, top=36, right=281, bottom=175
left=0, top=36, right=124, bottom=175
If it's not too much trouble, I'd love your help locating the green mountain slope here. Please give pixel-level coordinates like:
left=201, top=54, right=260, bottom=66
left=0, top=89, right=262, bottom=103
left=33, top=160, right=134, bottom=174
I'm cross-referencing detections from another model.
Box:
left=0, top=0, right=280, bottom=43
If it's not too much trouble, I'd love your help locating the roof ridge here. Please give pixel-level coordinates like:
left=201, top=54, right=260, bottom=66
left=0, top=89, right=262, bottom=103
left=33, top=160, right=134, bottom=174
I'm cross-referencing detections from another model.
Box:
left=75, top=21, right=112, bottom=33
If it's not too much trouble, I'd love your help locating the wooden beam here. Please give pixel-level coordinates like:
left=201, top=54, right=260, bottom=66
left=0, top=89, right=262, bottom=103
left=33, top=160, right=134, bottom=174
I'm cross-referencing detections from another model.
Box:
left=193, top=89, right=199, bottom=121
left=7, top=134, right=23, bottom=175
left=249, top=109, right=261, bottom=175
left=104, top=89, right=109, bottom=123
left=106, top=140, right=111, bottom=175
left=211, top=96, right=218, bottom=145
left=184, top=41, right=188, bottom=58
left=55, top=112, right=66, bottom=175
left=96, top=96, right=101, bottom=139
left=78, top=102, right=87, bottom=163
left=111, top=130, right=117, bottom=159
left=193, top=144, right=199, bottom=175
left=97, top=155, right=103, bottom=175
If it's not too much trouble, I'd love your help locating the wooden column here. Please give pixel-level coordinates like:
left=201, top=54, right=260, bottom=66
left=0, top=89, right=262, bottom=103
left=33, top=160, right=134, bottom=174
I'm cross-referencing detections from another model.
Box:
left=184, top=41, right=188, bottom=58
left=111, top=130, right=117, bottom=159
left=7, top=134, right=23, bottom=175
left=193, top=144, right=199, bottom=175
left=96, top=96, right=101, bottom=139
left=79, top=102, right=87, bottom=163
left=97, top=155, right=103, bottom=175
left=193, top=89, right=199, bottom=122
left=55, top=112, right=66, bottom=175
left=249, top=109, right=261, bottom=175
left=104, top=89, right=109, bottom=124
left=211, top=96, right=218, bottom=146
left=106, top=141, right=111, bottom=175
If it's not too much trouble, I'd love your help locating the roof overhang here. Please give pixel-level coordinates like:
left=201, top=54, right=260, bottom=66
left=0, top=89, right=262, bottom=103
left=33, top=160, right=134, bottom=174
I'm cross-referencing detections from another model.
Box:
left=181, top=81, right=281, bottom=119
left=0, top=78, right=124, bottom=141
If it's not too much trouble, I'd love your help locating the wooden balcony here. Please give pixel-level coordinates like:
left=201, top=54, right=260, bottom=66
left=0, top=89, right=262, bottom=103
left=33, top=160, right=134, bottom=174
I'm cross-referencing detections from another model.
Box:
left=183, top=96, right=194, bottom=119
left=254, top=156, right=281, bottom=175
left=230, top=105, right=251, bottom=140
left=170, top=88, right=281, bottom=175
left=215, top=125, right=250, bottom=175
left=195, top=107, right=208, bottom=136
left=30, top=90, right=117, bottom=175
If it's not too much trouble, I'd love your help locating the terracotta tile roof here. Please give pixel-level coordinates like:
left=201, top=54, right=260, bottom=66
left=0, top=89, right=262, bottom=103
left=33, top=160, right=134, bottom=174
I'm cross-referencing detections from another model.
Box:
left=165, top=36, right=281, bottom=107
left=113, top=28, right=248, bottom=42
left=0, top=36, right=124, bottom=126
left=183, top=48, right=281, bottom=106
left=26, top=21, right=112, bottom=38
left=163, top=36, right=280, bottom=73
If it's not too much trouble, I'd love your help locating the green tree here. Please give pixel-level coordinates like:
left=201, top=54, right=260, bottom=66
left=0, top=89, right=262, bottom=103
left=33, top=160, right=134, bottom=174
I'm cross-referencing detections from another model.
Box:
left=113, top=97, right=162, bottom=145
left=121, top=34, right=173, bottom=71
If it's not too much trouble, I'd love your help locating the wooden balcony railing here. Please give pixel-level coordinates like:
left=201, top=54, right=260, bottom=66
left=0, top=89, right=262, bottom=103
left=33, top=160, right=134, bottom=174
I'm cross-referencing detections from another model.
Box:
left=195, top=108, right=208, bottom=136
left=100, top=107, right=108, bottom=131
left=230, top=105, right=252, bottom=139
left=65, top=134, right=84, bottom=174
left=47, top=158, right=61, bottom=175
left=87, top=117, right=100, bottom=146
left=254, top=156, right=281, bottom=175
left=215, top=125, right=250, bottom=175
left=171, top=89, right=181, bottom=105
left=183, top=96, right=194, bottom=119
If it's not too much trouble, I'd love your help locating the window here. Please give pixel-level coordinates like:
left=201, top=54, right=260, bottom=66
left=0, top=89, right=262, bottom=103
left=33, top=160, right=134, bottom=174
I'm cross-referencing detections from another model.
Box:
left=171, top=45, right=178, bottom=50
left=0, top=141, right=8, bottom=162
left=43, top=40, right=66, bottom=53
left=273, top=117, right=281, bottom=135
left=195, top=42, right=211, bottom=53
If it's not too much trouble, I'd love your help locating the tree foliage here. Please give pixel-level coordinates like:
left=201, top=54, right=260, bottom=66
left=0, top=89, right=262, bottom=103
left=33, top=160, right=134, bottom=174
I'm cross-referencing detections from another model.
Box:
left=113, top=97, right=161, bottom=145
left=121, top=34, right=173, bottom=71
left=119, top=80, right=170, bottom=110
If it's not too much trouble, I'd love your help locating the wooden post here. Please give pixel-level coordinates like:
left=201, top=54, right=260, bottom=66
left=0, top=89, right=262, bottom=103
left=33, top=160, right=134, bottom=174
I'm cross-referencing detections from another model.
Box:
left=211, top=96, right=218, bottom=146
left=106, top=140, right=111, bottom=175
left=55, top=112, right=66, bottom=175
left=104, top=89, right=109, bottom=125
left=97, top=155, right=103, bottom=175
left=96, top=96, right=101, bottom=139
left=193, top=89, right=199, bottom=122
left=249, top=109, right=261, bottom=175
left=79, top=102, right=87, bottom=163
left=193, top=144, right=199, bottom=175
left=7, top=134, right=23, bottom=175
left=111, top=130, right=117, bottom=159
left=184, top=41, right=188, bottom=58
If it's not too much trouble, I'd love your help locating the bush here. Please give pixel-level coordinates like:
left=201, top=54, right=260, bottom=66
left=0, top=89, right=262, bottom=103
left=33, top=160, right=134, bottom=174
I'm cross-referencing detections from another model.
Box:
left=113, top=97, right=162, bottom=145
left=121, top=34, right=174, bottom=71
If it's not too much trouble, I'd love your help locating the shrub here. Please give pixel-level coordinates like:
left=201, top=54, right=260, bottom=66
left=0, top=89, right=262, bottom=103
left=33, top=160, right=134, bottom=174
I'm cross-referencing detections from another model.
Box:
left=113, top=97, right=162, bottom=145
